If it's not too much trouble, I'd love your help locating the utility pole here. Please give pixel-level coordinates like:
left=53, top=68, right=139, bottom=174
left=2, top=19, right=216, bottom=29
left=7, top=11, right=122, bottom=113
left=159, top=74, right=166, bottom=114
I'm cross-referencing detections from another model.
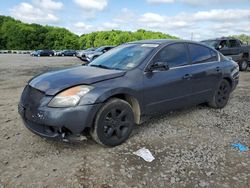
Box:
left=191, top=32, right=194, bottom=41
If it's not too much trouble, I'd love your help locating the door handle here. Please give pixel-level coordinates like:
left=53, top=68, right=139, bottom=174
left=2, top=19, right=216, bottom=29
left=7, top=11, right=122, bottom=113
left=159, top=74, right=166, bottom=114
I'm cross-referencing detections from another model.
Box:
left=183, top=74, right=192, bottom=80
left=216, top=67, right=222, bottom=72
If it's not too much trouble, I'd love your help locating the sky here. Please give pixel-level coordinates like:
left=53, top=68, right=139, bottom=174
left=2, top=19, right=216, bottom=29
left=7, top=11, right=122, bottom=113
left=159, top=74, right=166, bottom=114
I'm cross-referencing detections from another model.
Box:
left=1, top=0, right=250, bottom=40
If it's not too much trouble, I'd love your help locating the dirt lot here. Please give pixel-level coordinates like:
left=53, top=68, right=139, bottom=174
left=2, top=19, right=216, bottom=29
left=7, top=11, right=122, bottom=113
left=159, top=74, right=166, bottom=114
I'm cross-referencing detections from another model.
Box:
left=0, top=54, right=249, bottom=188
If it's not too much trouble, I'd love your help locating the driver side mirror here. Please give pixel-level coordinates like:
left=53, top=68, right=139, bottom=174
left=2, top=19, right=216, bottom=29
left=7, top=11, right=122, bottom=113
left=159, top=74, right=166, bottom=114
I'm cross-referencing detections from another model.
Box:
left=148, top=62, right=169, bottom=72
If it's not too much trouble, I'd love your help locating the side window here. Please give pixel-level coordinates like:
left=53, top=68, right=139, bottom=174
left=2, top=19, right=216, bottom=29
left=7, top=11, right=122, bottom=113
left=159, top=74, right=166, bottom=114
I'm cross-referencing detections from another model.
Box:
left=229, top=40, right=240, bottom=47
left=219, top=40, right=228, bottom=48
left=102, top=48, right=108, bottom=52
left=188, top=44, right=216, bottom=64
left=153, top=43, right=189, bottom=68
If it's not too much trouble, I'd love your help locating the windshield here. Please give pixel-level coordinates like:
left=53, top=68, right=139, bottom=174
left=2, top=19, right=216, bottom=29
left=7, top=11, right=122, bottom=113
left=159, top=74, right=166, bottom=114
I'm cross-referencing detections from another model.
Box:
left=89, top=44, right=158, bottom=70
left=201, top=40, right=218, bottom=48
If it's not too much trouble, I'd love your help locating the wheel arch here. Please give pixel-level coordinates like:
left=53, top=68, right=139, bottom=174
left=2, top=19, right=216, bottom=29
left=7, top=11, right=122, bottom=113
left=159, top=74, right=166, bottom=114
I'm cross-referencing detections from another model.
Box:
left=223, top=77, right=233, bottom=88
left=242, top=52, right=249, bottom=59
left=104, top=94, right=142, bottom=124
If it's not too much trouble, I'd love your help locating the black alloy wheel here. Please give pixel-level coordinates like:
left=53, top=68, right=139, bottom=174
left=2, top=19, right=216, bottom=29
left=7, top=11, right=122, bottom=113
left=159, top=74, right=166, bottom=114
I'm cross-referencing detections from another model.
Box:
left=239, top=60, right=248, bottom=71
left=91, top=98, right=134, bottom=147
left=209, top=79, right=231, bottom=109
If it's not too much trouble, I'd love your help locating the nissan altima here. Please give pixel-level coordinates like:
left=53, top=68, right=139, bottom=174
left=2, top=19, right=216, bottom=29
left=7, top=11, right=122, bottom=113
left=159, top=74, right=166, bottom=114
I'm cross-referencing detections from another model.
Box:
left=18, top=40, right=239, bottom=147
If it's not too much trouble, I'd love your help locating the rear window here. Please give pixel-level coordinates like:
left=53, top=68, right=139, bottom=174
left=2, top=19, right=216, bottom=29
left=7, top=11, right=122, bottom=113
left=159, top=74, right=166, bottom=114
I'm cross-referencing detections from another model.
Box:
left=188, top=44, right=218, bottom=64
left=229, top=40, right=240, bottom=48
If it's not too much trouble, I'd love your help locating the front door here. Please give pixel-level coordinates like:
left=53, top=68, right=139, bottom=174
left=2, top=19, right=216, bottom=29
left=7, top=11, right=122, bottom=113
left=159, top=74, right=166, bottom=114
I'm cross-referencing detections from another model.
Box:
left=143, top=43, right=193, bottom=115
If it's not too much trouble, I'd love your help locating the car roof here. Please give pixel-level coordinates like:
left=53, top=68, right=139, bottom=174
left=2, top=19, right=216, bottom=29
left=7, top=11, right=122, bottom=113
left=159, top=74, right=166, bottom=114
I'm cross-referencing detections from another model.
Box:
left=128, top=39, right=205, bottom=45
left=202, top=37, right=238, bottom=42
left=98, top=45, right=115, bottom=48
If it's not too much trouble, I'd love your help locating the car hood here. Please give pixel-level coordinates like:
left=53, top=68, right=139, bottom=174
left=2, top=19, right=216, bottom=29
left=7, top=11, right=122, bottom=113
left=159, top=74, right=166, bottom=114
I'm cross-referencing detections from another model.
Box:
left=29, top=66, right=125, bottom=95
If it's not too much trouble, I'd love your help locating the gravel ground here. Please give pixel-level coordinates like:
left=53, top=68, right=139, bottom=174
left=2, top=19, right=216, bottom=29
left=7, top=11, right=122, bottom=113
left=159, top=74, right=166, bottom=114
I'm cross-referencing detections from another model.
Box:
left=0, top=54, right=249, bottom=188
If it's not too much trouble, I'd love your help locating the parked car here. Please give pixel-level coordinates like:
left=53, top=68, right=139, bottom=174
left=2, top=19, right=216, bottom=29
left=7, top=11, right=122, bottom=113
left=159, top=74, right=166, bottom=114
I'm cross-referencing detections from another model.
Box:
left=201, top=37, right=250, bottom=71
left=56, top=50, right=77, bottom=56
left=18, top=40, right=239, bottom=147
left=76, top=48, right=96, bottom=59
left=30, top=51, right=36, bottom=56
left=80, top=46, right=115, bottom=62
left=32, top=50, right=54, bottom=57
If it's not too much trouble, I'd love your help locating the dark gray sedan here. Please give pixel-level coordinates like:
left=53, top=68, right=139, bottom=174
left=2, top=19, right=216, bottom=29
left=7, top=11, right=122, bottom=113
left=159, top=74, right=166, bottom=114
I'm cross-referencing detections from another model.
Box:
left=18, top=40, right=239, bottom=147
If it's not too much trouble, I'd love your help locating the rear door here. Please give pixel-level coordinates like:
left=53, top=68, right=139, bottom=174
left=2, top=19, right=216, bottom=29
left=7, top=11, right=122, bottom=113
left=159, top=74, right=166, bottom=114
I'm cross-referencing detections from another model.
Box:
left=143, top=43, right=194, bottom=114
left=228, top=39, right=242, bottom=61
left=187, top=43, right=222, bottom=103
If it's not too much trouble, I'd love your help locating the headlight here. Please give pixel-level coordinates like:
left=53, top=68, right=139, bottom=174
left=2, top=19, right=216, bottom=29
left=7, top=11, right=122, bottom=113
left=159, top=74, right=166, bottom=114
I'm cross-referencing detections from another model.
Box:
left=48, top=85, right=93, bottom=108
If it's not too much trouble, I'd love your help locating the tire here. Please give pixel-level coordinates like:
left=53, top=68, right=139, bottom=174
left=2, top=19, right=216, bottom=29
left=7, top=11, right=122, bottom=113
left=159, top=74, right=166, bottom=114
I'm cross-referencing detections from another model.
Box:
left=209, top=79, right=231, bottom=109
left=91, top=98, right=135, bottom=147
left=239, top=60, right=248, bottom=71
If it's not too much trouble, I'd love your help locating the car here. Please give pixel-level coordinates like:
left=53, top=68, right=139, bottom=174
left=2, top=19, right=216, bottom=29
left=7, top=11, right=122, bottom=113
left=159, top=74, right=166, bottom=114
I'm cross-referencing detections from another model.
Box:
left=76, top=48, right=96, bottom=59
left=80, top=46, right=115, bottom=62
left=56, top=50, right=77, bottom=56
left=32, top=50, right=54, bottom=57
left=30, top=51, right=36, bottom=56
left=201, top=37, right=250, bottom=71
left=18, top=40, right=239, bottom=147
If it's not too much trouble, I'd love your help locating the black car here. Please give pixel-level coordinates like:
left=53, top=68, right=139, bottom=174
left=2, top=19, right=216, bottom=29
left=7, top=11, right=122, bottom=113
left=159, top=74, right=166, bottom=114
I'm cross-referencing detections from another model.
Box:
left=80, top=46, right=114, bottom=62
left=201, top=37, right=250, bottom=71
left=32, top=50, right=54, bottom=57
left=56, top=50, right=77, bottom=56
left=18, top=40, right=239, bottom=147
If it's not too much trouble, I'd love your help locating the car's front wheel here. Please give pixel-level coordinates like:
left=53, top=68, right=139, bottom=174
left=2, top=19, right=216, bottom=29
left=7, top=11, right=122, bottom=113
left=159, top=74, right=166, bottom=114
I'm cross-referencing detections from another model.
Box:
left=91, top=98, right=134, bottom=147
left=239, top=60, right=248, bottom=71
left=209, top=79, right=231, bottom=109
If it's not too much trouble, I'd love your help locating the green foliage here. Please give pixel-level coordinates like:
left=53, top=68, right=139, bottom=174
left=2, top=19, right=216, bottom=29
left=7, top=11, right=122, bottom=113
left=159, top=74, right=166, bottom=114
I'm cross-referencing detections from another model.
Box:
left=231, top=34, right=250, bottom=44
left=0, top=15, right=178, bottom=50
left=0, top=15, right=80, bottom=50
left=79, top=29, right=178, bottom=49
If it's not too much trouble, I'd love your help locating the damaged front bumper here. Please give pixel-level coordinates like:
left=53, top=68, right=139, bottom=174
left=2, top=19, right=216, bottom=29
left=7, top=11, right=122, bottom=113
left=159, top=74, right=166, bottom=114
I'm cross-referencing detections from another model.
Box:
left=18, top=103, right=101, bottom=141
left=18, top=86, right=102, bottom=141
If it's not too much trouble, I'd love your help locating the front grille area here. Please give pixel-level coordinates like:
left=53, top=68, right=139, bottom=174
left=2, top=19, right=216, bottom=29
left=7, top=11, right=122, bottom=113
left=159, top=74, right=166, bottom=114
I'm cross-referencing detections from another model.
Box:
left=20, top=85, right=45, bottom=108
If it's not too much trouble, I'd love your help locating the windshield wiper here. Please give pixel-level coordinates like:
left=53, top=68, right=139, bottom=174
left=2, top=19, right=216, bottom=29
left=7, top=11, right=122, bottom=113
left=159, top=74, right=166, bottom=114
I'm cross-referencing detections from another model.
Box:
left=90, top=64, right=111, bottom=69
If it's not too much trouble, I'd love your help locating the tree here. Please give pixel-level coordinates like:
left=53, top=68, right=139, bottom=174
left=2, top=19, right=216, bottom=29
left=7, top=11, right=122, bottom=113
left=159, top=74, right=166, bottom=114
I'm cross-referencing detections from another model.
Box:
left=0, top=15, right=179, bottom=50
left=231, top=34, right=250, bottom=44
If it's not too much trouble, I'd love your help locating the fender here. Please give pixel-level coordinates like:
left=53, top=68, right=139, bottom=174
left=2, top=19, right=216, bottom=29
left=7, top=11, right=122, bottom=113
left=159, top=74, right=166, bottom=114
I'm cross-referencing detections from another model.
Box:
left=79, top=87, right=143, bottom=107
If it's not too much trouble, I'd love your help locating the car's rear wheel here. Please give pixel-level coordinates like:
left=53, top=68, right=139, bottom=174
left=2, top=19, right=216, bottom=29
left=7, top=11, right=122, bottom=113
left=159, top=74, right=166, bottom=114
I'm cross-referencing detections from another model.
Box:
left=209, top=79, right=231, bottom=109
left=239, top=60, right=248, bottom=71
left=91, top=98, right=134, bottom=147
